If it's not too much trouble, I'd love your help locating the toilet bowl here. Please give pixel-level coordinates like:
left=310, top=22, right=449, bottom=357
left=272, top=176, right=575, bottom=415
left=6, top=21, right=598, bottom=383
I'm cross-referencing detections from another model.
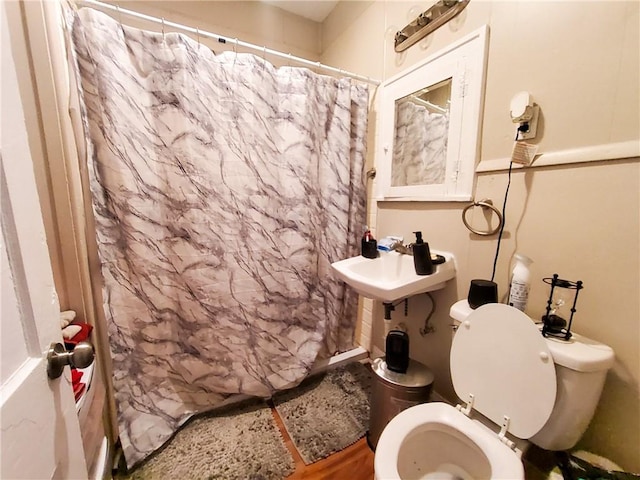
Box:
left=374, top=303, right=614, bottom=480
left=375, top=402, right=524, bottom=480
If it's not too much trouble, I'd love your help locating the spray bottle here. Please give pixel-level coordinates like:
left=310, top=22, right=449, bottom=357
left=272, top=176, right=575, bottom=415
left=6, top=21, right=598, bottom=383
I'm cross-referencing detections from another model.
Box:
left=508, top=253, right=533, bottom=312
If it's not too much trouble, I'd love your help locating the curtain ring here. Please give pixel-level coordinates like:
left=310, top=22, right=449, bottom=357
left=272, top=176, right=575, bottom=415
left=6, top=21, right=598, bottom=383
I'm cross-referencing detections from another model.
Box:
left=196, top=27, right=200, bottom=48
left=161, top=17, right=165, bottom=41
left=461, top=199, right=503, bottom=236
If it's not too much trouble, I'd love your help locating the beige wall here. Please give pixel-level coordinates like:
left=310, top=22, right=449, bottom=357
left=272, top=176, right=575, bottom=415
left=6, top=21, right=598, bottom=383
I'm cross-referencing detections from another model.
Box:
left=322, top=0, right=639, bottom=471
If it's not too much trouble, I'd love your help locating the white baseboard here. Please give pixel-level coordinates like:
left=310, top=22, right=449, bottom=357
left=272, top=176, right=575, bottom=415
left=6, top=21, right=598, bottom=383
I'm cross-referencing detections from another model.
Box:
left=309, top=346, right=369, bottom=375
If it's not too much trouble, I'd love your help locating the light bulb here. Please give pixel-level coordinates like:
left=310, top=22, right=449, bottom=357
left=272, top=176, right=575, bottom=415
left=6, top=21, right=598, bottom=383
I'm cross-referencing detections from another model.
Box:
left=407, top=5, right=422, bottom=22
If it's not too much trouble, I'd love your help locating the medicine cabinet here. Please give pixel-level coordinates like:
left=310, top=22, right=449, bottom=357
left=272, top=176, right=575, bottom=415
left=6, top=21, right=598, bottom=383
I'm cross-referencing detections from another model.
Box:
left=376, top=26, right=489, bottom=201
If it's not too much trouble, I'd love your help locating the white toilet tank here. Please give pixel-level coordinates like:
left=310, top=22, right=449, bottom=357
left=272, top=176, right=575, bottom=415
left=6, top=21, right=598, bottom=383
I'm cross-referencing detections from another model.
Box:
left=449, top=300, right=615, bottom=451
left=530, top=333, right=614, bottom=451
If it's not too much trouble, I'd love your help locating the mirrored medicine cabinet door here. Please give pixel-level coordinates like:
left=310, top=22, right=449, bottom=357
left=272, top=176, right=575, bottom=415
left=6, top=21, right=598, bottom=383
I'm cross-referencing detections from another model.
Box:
left=376, top=25, right=489, bottom=201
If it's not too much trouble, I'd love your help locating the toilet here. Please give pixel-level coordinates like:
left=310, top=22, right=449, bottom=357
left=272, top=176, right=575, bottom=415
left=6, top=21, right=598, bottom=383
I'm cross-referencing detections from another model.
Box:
left=374, top=302, right=615, bottom=480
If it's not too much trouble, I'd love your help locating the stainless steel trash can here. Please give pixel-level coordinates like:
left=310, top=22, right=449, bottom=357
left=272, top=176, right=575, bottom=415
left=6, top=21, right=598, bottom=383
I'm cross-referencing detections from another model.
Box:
left=367, top=357, right=434, bottom=450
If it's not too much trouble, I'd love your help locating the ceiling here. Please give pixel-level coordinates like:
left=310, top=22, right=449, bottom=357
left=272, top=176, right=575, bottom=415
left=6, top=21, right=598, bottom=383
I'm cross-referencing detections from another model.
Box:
left=263, top=1, right=339, bottom=22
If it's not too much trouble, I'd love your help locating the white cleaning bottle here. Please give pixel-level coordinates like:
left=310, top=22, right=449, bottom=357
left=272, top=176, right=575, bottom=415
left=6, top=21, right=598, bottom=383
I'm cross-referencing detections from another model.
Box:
left=508, top=253, right=533, bottom=312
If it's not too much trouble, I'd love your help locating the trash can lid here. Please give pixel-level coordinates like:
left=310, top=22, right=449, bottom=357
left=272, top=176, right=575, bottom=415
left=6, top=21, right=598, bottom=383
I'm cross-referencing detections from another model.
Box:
left=372, top=357, right=434, bottom=387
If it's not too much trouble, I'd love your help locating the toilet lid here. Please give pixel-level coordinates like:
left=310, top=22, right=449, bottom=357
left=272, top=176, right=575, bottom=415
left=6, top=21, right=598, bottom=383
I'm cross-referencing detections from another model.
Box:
left=450, top=303, right=557, bottom=439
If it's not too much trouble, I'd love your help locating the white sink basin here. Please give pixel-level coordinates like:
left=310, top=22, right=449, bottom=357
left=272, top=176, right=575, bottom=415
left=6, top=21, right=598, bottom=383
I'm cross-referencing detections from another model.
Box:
left=330, top=250, right=456, bottom=302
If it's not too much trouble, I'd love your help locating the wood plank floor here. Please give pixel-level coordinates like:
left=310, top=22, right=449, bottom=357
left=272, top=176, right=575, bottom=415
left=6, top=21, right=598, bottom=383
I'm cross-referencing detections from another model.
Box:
left=270, top=405, right=375, bottom=480
left=269, top=402, right=558, bottom=480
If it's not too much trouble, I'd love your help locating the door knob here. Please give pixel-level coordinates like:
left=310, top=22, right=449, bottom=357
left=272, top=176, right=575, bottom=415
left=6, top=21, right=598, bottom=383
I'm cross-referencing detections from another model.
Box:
left=47, top=341, right=94, bottom=379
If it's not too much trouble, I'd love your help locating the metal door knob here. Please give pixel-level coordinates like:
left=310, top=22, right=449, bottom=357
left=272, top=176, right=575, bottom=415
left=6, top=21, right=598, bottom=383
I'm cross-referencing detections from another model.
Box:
left=47, top=341, right=94, bottom=379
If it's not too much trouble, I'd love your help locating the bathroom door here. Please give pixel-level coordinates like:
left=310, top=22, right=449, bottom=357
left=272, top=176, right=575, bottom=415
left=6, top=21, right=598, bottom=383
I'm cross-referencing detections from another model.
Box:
left=0, top=3, right=87, bottom=478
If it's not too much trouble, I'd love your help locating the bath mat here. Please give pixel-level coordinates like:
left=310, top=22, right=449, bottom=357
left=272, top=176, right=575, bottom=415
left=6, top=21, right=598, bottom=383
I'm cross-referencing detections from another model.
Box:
left=118, top=399, right=295, bottom=480
left=273, top=361, right=372, bottom=464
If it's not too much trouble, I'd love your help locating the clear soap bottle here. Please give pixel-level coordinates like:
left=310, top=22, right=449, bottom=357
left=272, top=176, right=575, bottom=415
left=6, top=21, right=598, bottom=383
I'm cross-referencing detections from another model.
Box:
left=508, top=253, right=533, bottom=312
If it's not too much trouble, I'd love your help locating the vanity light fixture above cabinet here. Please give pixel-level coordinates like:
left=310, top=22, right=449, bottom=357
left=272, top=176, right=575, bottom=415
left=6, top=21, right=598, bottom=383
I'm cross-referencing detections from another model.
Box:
left=395, top=0, right=471, bottom=52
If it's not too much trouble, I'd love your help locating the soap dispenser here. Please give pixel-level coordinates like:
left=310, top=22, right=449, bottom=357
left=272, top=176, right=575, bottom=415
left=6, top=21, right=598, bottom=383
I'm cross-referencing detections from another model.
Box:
left=412, top=231, right=434, bottom=275
left=361, top=226, right=378, bottom=259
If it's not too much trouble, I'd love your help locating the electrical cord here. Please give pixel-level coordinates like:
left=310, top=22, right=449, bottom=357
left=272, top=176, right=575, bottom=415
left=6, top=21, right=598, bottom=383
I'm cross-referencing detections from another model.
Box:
left=490, top=161, right=513, bottom=282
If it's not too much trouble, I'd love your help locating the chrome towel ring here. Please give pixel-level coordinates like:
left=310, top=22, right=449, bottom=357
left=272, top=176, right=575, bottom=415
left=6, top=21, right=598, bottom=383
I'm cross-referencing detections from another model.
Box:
left=462, top=199, right=504, bottom=236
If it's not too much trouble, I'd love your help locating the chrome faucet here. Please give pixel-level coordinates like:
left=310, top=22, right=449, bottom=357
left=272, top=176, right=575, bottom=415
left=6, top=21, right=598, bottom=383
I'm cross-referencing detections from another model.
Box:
left=391, top=240, right=413, bottom=255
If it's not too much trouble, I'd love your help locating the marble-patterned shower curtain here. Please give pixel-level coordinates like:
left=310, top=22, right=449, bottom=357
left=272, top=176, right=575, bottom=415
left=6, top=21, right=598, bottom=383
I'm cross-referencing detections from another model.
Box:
left=68, top=7, right=367, bottom=466
left=391, top=101, right=448, bottom=186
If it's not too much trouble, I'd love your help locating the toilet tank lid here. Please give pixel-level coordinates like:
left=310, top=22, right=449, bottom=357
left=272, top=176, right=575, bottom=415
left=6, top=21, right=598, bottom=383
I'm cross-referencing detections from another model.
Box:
left=543, top=331, right=615, bottom=372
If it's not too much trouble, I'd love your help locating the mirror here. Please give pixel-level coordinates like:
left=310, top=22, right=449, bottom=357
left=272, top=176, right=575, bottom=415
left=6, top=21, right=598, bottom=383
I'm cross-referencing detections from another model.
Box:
left=391, top=78, right=452, bottom=187
left=377, top=26, right=489, bottom=201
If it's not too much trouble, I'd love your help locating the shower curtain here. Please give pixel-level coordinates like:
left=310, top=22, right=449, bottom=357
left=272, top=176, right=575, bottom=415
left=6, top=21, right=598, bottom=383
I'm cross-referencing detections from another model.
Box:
left=68, top=7, right=368, bottom=466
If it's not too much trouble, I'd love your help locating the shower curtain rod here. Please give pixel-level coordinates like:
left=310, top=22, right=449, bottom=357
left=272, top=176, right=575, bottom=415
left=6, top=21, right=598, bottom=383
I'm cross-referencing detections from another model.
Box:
left=409, top=96, right=448, bottom=114
left=76, top=0, right=381, bottom=86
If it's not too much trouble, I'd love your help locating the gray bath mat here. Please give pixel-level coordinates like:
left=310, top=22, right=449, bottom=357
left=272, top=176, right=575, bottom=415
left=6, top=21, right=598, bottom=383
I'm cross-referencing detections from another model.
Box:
left=273, top=361, right=372, bottom=464
left=119, top=400, right=295, bottom=480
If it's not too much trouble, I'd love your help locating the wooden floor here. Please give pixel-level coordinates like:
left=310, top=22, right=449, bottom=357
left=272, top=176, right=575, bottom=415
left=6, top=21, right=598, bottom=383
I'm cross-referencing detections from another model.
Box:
left=270, top=404, right=375, bottom=480
left=268, top=402, right=561, bottom=480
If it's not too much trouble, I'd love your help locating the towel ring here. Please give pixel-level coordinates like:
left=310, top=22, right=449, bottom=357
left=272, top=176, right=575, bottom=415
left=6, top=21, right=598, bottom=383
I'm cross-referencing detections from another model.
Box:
left=462, top=199, right=503, bottom=236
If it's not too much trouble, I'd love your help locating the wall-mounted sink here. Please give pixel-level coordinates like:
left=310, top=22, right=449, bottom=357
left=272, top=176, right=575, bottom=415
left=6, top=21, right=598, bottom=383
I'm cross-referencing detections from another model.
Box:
left=330, top=251, right=456, bottom=302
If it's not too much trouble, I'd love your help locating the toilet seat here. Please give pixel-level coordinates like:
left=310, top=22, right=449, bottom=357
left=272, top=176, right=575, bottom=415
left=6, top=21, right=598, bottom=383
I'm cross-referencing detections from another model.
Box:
left=374, top=402, right=524, bottom=480
left=451, top=303, right=557, bottom=440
